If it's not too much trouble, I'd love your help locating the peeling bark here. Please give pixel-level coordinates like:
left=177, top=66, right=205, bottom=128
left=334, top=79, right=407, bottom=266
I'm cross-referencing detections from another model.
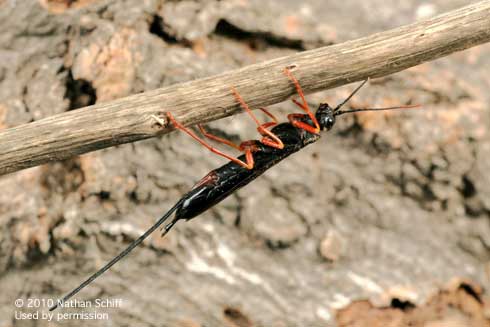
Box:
left=1, top=0, right=490, bottom=326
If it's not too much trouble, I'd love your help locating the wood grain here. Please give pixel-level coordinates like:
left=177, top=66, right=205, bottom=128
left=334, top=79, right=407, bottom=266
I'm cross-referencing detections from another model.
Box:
left=1, top=0, right=490, bottom=176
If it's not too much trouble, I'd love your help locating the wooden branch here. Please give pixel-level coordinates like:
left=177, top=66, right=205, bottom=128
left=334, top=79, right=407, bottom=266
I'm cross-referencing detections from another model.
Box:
left=1, top=1, right=490, bottom=176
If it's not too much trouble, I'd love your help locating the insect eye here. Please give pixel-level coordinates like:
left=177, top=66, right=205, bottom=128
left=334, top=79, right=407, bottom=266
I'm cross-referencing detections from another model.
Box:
left=324, top=117, right=335, bottom=130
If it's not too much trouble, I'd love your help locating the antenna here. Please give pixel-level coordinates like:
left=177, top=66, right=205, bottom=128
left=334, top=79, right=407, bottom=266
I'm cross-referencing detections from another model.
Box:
left=334, top=78, right=421, bottom=116
left=334, top=79, right=369, bottom=111
left=335, top=104, right=421, bottom=116
left=49, top=201, right=182, bottom=311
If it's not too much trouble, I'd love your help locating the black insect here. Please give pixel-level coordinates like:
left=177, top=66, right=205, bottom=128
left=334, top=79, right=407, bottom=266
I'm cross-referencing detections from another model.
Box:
left=50, top=68, right=418, bottom=310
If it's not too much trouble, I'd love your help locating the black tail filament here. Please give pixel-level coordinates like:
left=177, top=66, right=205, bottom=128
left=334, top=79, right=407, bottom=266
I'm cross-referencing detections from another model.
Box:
left=49, top=201, right=183, bottom=311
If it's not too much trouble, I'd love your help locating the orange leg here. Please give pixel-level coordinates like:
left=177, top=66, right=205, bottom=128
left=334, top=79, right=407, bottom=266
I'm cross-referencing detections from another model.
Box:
left=256, top=108, right=283, bottom=148
left=287, top=113, right=319, bottom=134
left=198, top=124, right=241, bottom=151
left=197, top=108, right=278, bottom=150
left=259, top=108, right=278, bottom=123
left=166, top=112, right=257, bottom=170
left=231, top=88, right=284, bottom=150
left=257, top=108, right=284, bottom=148
left=166, top=71, right=314, bottom=168
left=283, top=68, right=320, bottom=134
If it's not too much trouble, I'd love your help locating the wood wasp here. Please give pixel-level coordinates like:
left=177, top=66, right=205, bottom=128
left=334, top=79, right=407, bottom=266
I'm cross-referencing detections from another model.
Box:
left=50, top=68, right=419, bottom=310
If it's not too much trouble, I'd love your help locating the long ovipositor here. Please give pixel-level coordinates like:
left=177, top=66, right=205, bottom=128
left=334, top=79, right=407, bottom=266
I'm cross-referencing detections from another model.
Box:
left=50, top=71, right=419, bottom=311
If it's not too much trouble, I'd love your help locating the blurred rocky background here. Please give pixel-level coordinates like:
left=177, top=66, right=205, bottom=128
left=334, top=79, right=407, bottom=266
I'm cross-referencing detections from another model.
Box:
left=1, top=0, right=490, bottom=326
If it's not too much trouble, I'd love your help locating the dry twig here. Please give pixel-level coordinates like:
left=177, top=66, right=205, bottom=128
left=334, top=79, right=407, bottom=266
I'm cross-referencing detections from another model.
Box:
left=1, top=1, right=490, bottom=176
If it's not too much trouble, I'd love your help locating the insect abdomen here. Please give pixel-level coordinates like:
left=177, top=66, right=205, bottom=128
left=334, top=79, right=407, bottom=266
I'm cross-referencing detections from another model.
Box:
left=174, top=123, right=318, bottom=220
left=175, top=157, right=270, bottom=220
